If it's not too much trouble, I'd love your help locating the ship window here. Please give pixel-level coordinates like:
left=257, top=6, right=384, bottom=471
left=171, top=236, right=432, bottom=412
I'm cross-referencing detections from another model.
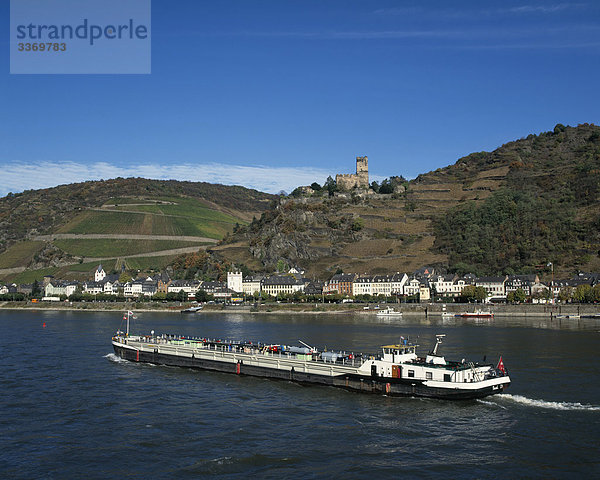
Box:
left=426, top=372, right=432, bottom=380
left=408, top=370, right=415, bottom=377
left=444, top=374, right=451, bottom=382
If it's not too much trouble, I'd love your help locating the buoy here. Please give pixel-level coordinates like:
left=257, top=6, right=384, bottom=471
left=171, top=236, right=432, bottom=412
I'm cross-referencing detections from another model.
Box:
left=42, top=323, right=46, bottom=328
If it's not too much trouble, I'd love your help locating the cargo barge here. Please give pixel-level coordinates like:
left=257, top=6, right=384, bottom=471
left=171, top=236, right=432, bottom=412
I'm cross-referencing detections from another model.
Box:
left=112, top=314, right=510, bottom=400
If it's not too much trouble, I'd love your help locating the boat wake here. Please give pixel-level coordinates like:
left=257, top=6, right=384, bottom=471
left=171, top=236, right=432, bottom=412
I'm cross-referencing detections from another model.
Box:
left=497, top=394, right=600, bottom=411
left=104, top=353, right=129, bottom=364
left=476, top=399, right=507, bottom=409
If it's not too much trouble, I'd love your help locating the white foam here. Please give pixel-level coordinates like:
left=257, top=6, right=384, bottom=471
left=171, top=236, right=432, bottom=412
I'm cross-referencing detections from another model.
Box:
left=477, top=398, right=507, bottom=409
left=104, top=353, right=129, bottom=364
left=499, top=394, right=600, bottom=411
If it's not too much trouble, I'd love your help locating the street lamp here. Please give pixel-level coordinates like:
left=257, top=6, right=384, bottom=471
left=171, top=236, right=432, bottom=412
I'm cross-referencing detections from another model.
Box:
left=547, top=262, right=554, bottom=304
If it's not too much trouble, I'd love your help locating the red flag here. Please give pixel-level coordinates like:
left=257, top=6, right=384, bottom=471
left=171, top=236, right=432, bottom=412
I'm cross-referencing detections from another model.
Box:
left=497, top=356, right=506, bottom=375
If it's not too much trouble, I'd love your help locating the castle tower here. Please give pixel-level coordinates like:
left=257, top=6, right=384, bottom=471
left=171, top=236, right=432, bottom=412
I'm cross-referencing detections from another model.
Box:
left=95, top=264, right=106, bottom=282
left=227, top=271, right=243, bottom=293
left=356, top=156, right=369, bottom=187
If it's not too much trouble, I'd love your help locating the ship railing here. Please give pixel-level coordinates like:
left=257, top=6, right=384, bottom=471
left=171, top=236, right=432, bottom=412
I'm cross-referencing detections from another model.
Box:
left=194, top=342, right=362, bottom=367
left=141, top=336, right=363, bottom=367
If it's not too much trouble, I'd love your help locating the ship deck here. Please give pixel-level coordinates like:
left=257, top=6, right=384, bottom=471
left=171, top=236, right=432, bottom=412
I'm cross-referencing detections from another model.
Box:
left=113, top=335, right=364, bottom=377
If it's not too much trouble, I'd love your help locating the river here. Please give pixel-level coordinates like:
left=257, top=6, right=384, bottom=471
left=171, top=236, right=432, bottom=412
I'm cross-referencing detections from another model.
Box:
left=1, top=310, right=599, bottom=479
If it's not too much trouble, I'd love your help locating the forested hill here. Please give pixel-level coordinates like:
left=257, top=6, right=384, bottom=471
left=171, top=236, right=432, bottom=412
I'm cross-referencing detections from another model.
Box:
left=3, top=124, right=599, bottom=282
left=214, top=123, right=600, bottom=279
left=0, top=178, right=275, bottom=253
left=430, top=123, right=600, bottom=275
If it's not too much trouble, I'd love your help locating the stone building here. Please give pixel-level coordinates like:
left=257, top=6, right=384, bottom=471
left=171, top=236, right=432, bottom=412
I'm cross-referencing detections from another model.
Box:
left=336, top=156, right=369, bottom=190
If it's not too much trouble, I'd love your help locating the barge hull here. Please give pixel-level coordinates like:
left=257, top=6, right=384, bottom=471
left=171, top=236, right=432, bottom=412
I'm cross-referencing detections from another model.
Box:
left=113, top=344, right=507, bottom=401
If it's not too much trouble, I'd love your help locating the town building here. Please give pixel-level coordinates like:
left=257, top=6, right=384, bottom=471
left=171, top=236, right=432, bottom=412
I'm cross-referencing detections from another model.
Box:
left=242, top=275, right=263, bottom=295
left=44, top=280, right=78, bottom=298
left=303, top=281, right=323, bottom=296
left=262, top=275, right=305, bottom=296
left=167, top=280, right=201, bottom=295
left=353, top=275, right=373, bottom=296
left=324, top=273, right=357, bottom=295
left=505, top=274, right=539, bottom=297
left=227, top=271, right=243, bottom=293
left=476, top=276, right=508, bottom=298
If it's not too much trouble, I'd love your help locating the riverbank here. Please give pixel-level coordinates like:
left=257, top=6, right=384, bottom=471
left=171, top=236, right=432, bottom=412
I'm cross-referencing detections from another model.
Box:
left=1, top=300, right=598, bottom=317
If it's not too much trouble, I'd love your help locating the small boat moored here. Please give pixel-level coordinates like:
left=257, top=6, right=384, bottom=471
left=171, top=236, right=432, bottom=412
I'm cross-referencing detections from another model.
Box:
left=458, top=310, right=494, bottom=318
left=181, top=305, right=203, bottom=314
left=376, top=306, right=403, bottom=317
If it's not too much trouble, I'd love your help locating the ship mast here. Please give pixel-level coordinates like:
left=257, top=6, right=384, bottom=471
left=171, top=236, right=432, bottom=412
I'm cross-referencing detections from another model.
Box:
left=431, top=334, right=446, bottom=355
left=125, top=310, right=135, bottom=336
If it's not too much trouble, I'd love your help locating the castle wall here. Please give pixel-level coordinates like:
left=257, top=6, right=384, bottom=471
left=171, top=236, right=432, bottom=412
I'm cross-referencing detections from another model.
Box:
left=336, top=156, right=369, bottom=190
left=336, top=173, right=361, bottom=190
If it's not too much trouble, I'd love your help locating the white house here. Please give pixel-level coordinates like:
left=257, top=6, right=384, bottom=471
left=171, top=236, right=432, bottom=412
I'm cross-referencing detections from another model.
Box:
left=262, top=275, right=304, bottom=296
left=103, top=280, right=121, bottom=295
left=167, top=280, right=201, bottom=295
left=45, top=281, right=78, bottom=298
left=83, top=282, right=103, bottom=295
left=389, top=273, right=408, bottom=295
left=403, top=277, right=421, bottom=296
left=371, top=275, right=393, bottom=296
left=242, top=276, right=263, bottom=295
left=431, top=275, right=457, bottom=296
left=353, top=276, right=373, bottom=296
left=476, top=276, right=508, bottom=298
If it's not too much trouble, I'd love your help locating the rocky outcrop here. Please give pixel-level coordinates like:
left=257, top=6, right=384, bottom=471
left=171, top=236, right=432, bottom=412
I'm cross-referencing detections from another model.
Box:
left=28, top=243, right=74, bottom=270
left=243, top=198, right=365, bottom=268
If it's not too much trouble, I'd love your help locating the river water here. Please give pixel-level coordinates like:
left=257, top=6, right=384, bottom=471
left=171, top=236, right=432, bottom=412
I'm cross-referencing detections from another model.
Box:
left=1, top=310, right=599, bottom=479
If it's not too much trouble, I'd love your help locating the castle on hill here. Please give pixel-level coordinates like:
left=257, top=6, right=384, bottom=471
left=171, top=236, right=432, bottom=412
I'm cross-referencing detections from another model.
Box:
left=336, top=156, right=369, bottom=190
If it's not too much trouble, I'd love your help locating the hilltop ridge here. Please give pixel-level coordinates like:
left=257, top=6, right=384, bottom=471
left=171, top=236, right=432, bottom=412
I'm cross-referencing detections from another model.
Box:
left=2, top=124, right=599, bottom=283
left=216, top=124, right=600, bottom=279
left=0, top=178, right=275, bottom=281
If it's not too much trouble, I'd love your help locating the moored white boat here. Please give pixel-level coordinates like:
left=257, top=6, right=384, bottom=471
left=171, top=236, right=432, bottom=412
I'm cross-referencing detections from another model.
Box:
left=376, top=307, right=403, bottom=317
left=181, top=305, right=203, bottom=314
left=458, top=310, right=494, bottom=318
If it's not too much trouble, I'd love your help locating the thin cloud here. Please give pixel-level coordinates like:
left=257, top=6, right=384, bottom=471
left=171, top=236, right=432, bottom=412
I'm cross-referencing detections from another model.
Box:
left=211, top=29, right=463, bottom=40
left=0, top=161, right=339, bottom=196
left=508, top=3, right=580, bottom=14
left=374, top=3, right=587, bottom=17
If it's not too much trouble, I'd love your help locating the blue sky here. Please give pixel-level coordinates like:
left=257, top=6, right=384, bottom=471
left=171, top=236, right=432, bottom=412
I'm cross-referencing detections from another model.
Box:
left=1, top=0, right=600, bottom=195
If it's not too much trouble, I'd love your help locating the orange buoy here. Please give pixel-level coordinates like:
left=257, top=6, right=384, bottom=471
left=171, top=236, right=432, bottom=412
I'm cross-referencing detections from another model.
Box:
left=42, top=323, right=46, bottom=328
